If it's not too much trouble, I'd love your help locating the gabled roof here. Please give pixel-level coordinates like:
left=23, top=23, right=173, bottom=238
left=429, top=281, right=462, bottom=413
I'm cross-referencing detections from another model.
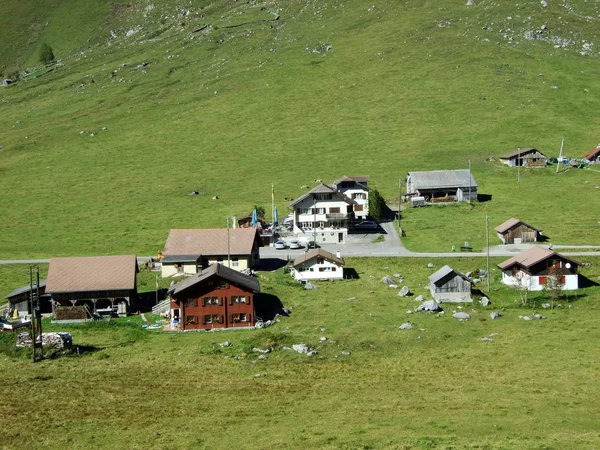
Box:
left=584, top=145, right=600, bottom=160
left=5, top=282, right=47, bottom=300
left=331, top=175, right=370, bottom=185
left=499, top=148, right=546, bottom=159
left=288, top=184, right=356, bottom=207
left=497, top=246, right=579, bottom=270
left=428, top=265, right=471, bottom=286
left=168, top=263, right=260, bottom=296
left=494, top=218, right=541, bottom=234
left=161, top=254, right=202, bottom=264
left=407, top=169, right=478, bottom=190
left=292, top=248, right=345, bottom=267
left=45, top=255, right=138, bottom=294
left=163, top=228, right=260, bottom=257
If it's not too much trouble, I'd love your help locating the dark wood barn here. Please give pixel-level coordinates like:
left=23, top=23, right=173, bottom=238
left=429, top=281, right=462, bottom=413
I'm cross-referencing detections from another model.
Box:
left=405, top=169, right=478, bottom=203
left=168, top=263, right=260, bottom=331
left=584, top=145, right=600, bottom=164
left=499, top=148, right=547, bottom=167
left=495, top=218, right=542, bottom=244
left=45, top=255, right=138, bottom=317
left=4, top=282, right=52, bottom=315
left=428, top=265, right=472, bottom=303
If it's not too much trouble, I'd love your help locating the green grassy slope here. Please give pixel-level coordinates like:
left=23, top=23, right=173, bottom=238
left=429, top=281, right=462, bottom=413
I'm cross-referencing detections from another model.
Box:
left=0, top=0, right=599, bottom=258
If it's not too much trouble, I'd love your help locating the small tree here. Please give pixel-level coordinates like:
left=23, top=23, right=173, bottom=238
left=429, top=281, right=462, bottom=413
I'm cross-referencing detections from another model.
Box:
left=253, top=205, right=266, bottom=218
left=513, top=273, right=530, bottom=307
left=544, top=265, right=565, bottom=309
left=368, top=189, right=385, bottom=222
left=39, top=43, right=55, bottom=65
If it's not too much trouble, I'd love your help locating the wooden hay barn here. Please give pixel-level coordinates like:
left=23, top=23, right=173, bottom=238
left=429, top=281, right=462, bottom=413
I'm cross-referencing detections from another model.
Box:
left=4, top=282, right=52, bottom=315
left=499, top=148, right=547, bottom=167
left=428, top=265, right=473, bottom=303
left=405, top=170, right=477, bottom=203
left=495, top=218, right=542, bottom=244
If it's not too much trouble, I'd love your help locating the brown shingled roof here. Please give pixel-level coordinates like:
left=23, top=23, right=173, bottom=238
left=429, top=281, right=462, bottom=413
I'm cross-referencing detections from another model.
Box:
left=168, top=264, right=260, bottom=296
left=292, top=248, right=345, bottom=267
left=163, top=228, right=260, bottom=257
left=497, top=246, right=579, bottom=270
left=45, top=255, right=138, bottom=293
left=495, top=218, right=541, bottom=234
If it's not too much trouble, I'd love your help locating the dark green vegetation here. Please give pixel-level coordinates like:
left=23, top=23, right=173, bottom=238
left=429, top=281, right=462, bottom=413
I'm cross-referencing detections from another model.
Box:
left=0, top=0, right=599, bottom=258
left=1, top=257, right=600, bottom=449
left=38, top=43, right=56, bottom=65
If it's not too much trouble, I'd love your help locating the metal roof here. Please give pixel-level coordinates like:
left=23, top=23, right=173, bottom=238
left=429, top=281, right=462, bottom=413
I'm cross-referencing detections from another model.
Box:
left=288, top=184, right=355, bottom=207
left=292, top=248, right=345, bottom=267
left=163, top=228, right=260, bottom=257
left=584, top=146, right=600, bottom=160
left=499, top=148, right=546, bottom=159
left=428, top=265, right=471, bottom=286
left=407, top=169, right=478, bottom=190
left=497, top=246, right=580, bottom=270
left=45, top=255, right=138, bottom=294
left=168, top=264, right=260, bottom=296
left=161, top=254, right=202, bottom=264
left=331, top=175, right=370, bottom=185
left=5, top=282, right=47, bottom=299
left=494, top=218, right=541, bottom=234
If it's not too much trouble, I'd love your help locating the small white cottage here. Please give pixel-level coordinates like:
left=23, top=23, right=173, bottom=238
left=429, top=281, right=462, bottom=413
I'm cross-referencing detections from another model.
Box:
left=290, top=249, right=345, bottom=282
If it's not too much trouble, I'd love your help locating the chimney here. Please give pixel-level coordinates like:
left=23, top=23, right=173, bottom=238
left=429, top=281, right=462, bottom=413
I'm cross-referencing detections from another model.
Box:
left=336, top=250, right=341, bottom=259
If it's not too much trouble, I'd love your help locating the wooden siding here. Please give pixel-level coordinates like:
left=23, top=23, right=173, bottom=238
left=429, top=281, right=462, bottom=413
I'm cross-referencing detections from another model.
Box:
left=499, top=224, right=539, bottom=244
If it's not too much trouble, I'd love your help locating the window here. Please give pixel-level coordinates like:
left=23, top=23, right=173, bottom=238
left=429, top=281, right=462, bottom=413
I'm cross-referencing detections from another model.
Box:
left=231, top=296, right=248, bottom=305
left=316, top=208, right=326, bottom=214
left=217, top=257, right=223, bottom=265
left=203, top=314, right=222, bottom=324
left=315, top=194, right=332, bottom=200
left=354, top=204, right=363, bottom=212
left=186, top=315, right=198, bottom=325
left=203, top=297, right=221, bottom=306
left=219, top=280, right=229, bottom=289
left=300, top=222, right=313, bottom=229
left=232, top=257, right=239, bottom=267
left=317, top=258, right=324, bottom=264
left=175, top=264, right=184, bottom=273
left=329, top=207, right=340, bottom=214
left=185, top=298, right=197, bottom=307
left=353, top=193, right=365, bottom=200
left=299, top=208, right=310, bottom=214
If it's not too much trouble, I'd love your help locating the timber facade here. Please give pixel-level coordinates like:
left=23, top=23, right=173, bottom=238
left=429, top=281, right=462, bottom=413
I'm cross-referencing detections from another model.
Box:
left=495, top=218, right=541, bottom=244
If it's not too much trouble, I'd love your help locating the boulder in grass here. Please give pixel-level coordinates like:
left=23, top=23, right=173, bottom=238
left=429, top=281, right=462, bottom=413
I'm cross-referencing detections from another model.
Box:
left=414, top=295, right=425, bottom=302
left=427, top=263, right=435, bottom=268
left=399, top=323, right=414, bottom=330
left=453, top=312, right=471, bottom=320
left=381, top=276, right=395, bottom=285
left=304, top=282, right=319, bottom=290
left=490, top=311, right=501, bottom=320
left=417, top=300, right=443, bottom=312
left=479, top=297, right=491, bottom=306
left=398, top=286, right=411, bottom=297
left=293, top=344, right=309, bottom=354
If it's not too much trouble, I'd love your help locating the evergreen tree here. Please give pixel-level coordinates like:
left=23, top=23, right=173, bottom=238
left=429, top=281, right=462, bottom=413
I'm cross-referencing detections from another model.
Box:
left=368, top=189, right=385, bottom=221
left=39, top=43, right=55, bottom=65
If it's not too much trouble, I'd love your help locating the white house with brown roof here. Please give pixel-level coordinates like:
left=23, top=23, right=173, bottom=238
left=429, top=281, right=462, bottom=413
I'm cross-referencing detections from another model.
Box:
left=495, top=218, right=542, bottom=244
left=498, top=246, right=580, bottom=291
left=290, top=249, right=345, bottom=281
left=330, top=176, right=370, bottom=220
left=289, top=184, right=356, bottom=244
left=45, top=255, right=138, bottom=314
left=161, top=228, right=261, bottom=278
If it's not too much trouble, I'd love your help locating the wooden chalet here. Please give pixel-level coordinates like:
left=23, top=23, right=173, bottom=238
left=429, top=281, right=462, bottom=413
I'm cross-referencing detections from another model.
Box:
left=290, top=249, right=345, bottom=281
left=161, top=228, right=262, bottom=278
left=498, top=246, right=580, bottom=291
left=405, top=169, right=477, bottom=203
left=45, top=255, right=138, bottom=316
left=428, top=265, right=472, bottom=303
left=168, top=263, right=260, bottom=331
left=237, top=214, right=266, bottom=229
left=499, top=148, right=547, bottom=167
left=495, top=218, right=542, bottom=244
left=4, top=282, right=52, bottom=315
left=584, top=145, right=600, bottom=164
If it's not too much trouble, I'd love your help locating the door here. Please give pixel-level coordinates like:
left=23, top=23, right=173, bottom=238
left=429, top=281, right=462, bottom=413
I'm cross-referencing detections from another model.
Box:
left=338, top=232, right=343, bottom=243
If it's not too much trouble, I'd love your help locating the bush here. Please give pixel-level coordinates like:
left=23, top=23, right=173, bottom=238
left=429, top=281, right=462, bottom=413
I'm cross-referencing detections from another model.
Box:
left=39, top=43, right=55, bottom=65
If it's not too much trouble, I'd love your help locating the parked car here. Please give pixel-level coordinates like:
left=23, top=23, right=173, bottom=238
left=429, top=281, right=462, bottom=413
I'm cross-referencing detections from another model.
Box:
left=354, top=220, right=378, bottom=230
left=307, top=241, right=320, bottom=249
left=289, top=240, right=302, bottom=249
left=274, top=240, right=287, bottom=250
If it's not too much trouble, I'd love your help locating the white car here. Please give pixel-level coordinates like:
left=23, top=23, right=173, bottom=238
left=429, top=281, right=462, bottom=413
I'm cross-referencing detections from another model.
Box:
left=289, top=240, right=302, bottom=249
left=274, top=240, right=287, bottom=250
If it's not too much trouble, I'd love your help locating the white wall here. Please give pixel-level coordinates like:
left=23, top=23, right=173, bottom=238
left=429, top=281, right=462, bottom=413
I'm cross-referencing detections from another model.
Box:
left=292, top=259, right=344, bottom=281
left=501, top=270, right=579, bottom=291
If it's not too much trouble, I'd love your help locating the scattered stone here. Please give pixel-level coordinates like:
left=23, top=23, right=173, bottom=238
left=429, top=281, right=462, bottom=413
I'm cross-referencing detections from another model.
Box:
left=389, top=284, right=398, bottom=289
left=304, top=282, right=319, bottom=290
left=427, top=263, right=435, bottom=268
left=16, top=332, right=72, bottom=351
left=254, top=373, right=267, bottom=378
left=293, top=344, right=309, bottom=354
left=490, top=311, right=501, bottom=320
left=399, top=322, right=414, bottom=330
left=219, top=341, right=232, bottom=347
left=453, top=312, right=471, bottom=320
left=341, top=351, right=351, bottom=356
left=320, top=328, right=326, bottom=332
left=282, top=346, right=291, bottom=351
left=541, top=303, right=551, bottom=309
left=481, top=337, right=493, bottom=342
left=381, top=275, right=395, bottom=285
left=414, top=295, right=425, bottom=302
left=258, top=354, right=267, bottom=360
left=1, top=79, right=13, bottom=86
left=347, top=297, right=356, bottom=301
left=252, top=347, right=271, bottom=354
left=212, top=195, right=219, bottom=200
left=398, top=286, right=411, bottom=297
left=307, top=351, right=318, bottom=357
left=533, top=313, right=546, bottom=320
left=320, top=336, right=327, bottom=342
left=393, top=273, right=402, bottom=278
left=406, top=310, right=413, bottom=314
left=417, top=300, right=443, bottom=312
left=480, top=297, right=491, bottom=306
left=466, top=0, right=475, bottom=5
left=520, top=315, right=532, bottom=321
left=490, top=333, right=498, bottom=337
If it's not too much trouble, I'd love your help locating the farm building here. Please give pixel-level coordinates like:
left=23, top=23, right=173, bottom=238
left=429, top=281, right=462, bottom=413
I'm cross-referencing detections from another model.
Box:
left=499, top=148, right=547, bottom=167
left=495, top=218, right=542, bottom=244
left=289, top=184, right=356, bottom=244
left=45, top=255, right=138, bottom=316
left=290, top=249, right=345, bottom=281
left=4, top=282, right=52, bottom=315
left=161, top=228, right=262, bottom=278
left=330, top=176, right=370, bottom=220
left=498, top=246, right=580, bottom=291
left=168, top=263, right=260, bottom=331
left=405, top=169, right=477, bottom=203
left=584, top=145, right=600, bottom=164
left=428, top=265, right=472, bottom=303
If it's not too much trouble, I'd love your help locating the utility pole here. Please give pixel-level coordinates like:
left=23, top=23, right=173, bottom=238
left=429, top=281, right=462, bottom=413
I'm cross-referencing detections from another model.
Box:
left=556, top=137, right=564, bottom=174
left=29, top=265, right=43, bottom=362
left=468, top=160, right=472, bottom=204
left=517, top=147, right=521, bottom=188
left=486, top=215, right=491, bottom=292
left=398, top=177, right=402, bottom=235
left=226, top=216, right=231, bottom=268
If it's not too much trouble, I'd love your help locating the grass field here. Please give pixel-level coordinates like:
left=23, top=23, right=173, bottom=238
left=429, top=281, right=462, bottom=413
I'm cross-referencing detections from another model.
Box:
left=0, top=0, right=599, bottom=259
left=1, top=256, right=599, bottom=449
